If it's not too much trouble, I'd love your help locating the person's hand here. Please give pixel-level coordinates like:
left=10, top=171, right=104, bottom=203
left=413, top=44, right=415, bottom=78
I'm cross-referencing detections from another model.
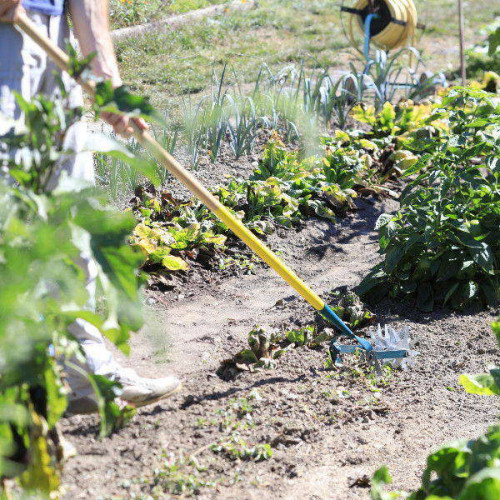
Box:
left=101, top=112, right=149, bottom=138
left=0, top=0, right=23, bottom=23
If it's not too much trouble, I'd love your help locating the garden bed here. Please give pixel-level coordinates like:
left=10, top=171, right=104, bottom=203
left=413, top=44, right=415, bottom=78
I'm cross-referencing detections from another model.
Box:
left=52, top=2, right=500, bottom=498
left=61, top=185, right=497, bottom=499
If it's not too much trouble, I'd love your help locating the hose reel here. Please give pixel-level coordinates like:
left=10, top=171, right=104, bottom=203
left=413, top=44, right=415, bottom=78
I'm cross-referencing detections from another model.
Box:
left=341, top=0, right=422, bottom=54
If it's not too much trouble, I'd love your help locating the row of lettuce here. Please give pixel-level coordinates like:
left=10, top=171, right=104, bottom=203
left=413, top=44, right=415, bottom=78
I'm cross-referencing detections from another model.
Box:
left=132, top=86, right=499, bottom=312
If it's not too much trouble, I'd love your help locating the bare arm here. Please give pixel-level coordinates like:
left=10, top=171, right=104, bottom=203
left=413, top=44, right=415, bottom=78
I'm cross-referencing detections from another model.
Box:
left=68, top=0, right=147, bottom=136
left=67, top=0, right=121, bottom=86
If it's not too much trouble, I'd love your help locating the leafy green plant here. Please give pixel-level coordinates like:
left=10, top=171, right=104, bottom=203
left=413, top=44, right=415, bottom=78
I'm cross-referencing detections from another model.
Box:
left=221, top=321, right=333, bottom=377
left=238, top=326, right=290, bottom=369
left=358, top=87, right=500, bottom=311
left=318, top=289, right=376, bottom=331
left=0, top=86, right=158, bottom=494
left=285, top=325, right=330, bottom=348
left=130, top=186, right=227, bottom=272
left=151, top=456, right=215, bottom=497
left=351, top=100, right=434, bottom=139
left=211, top=438, right=273, bottom=462
left=465, top=18, right=500, bottom=78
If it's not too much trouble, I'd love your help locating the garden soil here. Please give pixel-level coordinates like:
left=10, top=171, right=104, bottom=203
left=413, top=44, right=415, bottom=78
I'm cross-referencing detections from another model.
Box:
left=61, top=148, right=498, bottom=500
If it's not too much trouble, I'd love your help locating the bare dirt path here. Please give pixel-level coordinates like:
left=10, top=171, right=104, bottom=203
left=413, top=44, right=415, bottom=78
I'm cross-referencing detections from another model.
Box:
left=61, top=196, right=498, bottom=500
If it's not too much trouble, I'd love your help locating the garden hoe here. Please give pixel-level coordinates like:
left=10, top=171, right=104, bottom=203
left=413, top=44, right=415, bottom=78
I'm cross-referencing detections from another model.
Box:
left=14, top=13, right=417, bottom=372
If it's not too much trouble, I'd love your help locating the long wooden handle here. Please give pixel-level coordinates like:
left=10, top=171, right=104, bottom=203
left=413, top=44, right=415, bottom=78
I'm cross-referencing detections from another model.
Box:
left=14, top=12, right=326, bottom=313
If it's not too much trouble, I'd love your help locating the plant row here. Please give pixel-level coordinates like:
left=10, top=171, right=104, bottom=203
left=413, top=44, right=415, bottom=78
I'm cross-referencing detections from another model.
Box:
left=358, top=87, right=499, bottom=311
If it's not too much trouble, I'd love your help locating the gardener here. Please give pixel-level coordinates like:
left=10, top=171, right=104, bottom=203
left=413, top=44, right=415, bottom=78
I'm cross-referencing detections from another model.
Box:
left=0, top=0, right=181, bottom=413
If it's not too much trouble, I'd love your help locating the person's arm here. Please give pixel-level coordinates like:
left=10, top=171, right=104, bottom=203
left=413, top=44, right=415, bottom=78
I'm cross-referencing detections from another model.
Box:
left=68, top=0, right=147, bottom=136
left=0, top=0, right=24, bottom=22
left=67, top=0, right=121, bottom=86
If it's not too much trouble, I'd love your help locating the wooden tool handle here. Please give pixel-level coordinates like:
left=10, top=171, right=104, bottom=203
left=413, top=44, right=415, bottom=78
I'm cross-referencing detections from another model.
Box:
left=14, top=12, right=327, bottom=313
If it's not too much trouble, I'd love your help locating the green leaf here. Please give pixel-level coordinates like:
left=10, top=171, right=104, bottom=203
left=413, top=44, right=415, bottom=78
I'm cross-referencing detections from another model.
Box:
left=458, top=467, right=500, bottom=499
left=358, top=139, right=378, bottom=151
left=454, top=230, right=494, bottom=274
left=94, top=82, right=162, bottom=123
left=459, top=372, right=500, bottom=396
left=373, top=466, right=392, bottom=485
left=162, top=255, right=189, bottom=271
left=384, top=244, right=406, bottom=274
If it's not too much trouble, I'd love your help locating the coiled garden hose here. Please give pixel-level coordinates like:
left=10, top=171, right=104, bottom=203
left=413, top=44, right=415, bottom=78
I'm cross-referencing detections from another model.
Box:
left=344, top=0, right=418, bottom=52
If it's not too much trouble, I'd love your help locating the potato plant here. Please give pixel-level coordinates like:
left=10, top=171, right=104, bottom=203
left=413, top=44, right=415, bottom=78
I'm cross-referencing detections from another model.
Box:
left=358, top=87, right=499, bottom=311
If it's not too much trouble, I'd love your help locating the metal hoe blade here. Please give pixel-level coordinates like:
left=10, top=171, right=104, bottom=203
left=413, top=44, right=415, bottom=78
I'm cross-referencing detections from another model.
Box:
left=330, top=324, right=419, bottom=374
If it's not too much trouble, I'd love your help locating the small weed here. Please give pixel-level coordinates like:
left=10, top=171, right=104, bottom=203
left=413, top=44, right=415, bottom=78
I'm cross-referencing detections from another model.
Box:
left=229, top=398, right=254, bottom=419
left=151, top=456, right=215, bottom=497
left=211, top=438, right=273, bottom=462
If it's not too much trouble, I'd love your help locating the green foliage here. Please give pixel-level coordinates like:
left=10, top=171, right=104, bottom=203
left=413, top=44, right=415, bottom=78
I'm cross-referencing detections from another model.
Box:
left=66, top=43, right=96, bottom=81
left=2, top=92, right=83, bottom=193
left=359, top=87, right=500, bottom=311
left=131, top=136, right=374, bottom=275
left=465, top=19, right=500, bottom=78
left=285, top=325, right=330, bottom=347
left=94, top=81, right=161, bottom=123
left=0, top=82, right=157, bottom=494
left=130, top=187, right=227, bottom=272
left=151, top=456, right=216, bottom=497
left=223, top=137, right=364, bottom=226
left=351, top=100, right=434, bottom=139
left=371, top=425, right=500, bottom=500
left=211, top=438, right=273, bottom=462
left=489, top=26, right=500, bottom=57
left=459, top=319, right=500, bottom=397
left=319, top=289, right=376, bottom=331
left=241, top=326, right=290, bottom=368
left=223, top=322, right=332, bottom=375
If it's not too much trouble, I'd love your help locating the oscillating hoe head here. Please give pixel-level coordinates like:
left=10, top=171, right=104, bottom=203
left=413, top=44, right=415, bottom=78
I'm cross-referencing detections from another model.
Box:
left=370, top=324, right=420, bottom=370
left=328, top=309, right=419, bottom=373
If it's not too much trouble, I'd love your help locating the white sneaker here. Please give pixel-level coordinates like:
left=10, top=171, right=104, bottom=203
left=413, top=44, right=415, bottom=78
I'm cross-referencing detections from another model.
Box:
left=66, top=369, right=181, bottom=415
left=116, top=368, right=182, bottom=407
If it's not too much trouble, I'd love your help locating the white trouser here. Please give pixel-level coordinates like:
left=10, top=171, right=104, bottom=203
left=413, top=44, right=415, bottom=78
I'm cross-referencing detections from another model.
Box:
left=0, top=11, right=120, bottom=399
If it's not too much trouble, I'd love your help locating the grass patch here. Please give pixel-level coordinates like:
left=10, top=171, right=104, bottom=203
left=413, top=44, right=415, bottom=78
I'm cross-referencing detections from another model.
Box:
left=116, top=0, right=494, bottom=113
left=116, top=0, right=350, bottom=109
left=110, top=0, right=230, bottom=30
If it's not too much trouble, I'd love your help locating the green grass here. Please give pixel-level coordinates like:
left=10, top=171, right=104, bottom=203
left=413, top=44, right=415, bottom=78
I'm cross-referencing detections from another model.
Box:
left=116, top=0, right=495, bottom=113
left=116, top=0, right=350, bottom=109
left=110, top=0, right=230, bottom=30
